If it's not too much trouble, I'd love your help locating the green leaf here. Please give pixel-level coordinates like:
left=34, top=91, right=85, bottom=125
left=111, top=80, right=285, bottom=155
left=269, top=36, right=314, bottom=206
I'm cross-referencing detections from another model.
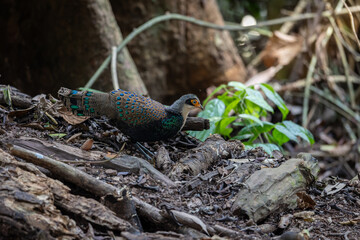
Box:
left=3, top=85, right=12, bottom=108
left=78, top=87, right=106, bottom=93
left=238, top=113, right=264, bottom=126
left=245, top=88, right=274, bottom=113
left=243, top=100, right=263, bottom=118
left=274, top=124, right=298, bottom=142
left=198, top=99, right=225, bottom=119
left=218, top=93, right=236, bottom=107
left=282, top=121, right=315, bottom=144
left=234, top=121, right=274, bottom=144
left=237, top=121, right=274, bottom=135
left=228, top=81, right=246, bottom=90
left=260, top=84, right=289, bottom=120
left=217, top=116, right=237, bottom=137
left=188, top=99, right=225, bottom=141
left=272, top=129, right=290, bottom=145
left=224, top=98, right=241, bottom=116
left=49, top=133, right=67, bottom=139
left=273, top=123, right=299, bottom=145
left=244, top=143, right=281, bottom=155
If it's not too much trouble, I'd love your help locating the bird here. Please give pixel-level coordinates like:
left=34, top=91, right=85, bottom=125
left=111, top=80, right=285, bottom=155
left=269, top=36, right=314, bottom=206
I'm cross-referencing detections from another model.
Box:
left=58, top=87, right=203, bottom=145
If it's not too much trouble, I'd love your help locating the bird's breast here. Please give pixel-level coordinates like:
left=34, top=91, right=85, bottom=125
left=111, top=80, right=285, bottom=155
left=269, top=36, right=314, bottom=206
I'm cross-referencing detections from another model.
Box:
left=116, top=114, right=184, bottom=142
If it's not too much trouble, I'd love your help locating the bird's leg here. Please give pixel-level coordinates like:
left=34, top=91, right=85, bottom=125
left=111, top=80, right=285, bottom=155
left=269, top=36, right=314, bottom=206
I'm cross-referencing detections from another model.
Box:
left=134, top=142, right=154, bottom=161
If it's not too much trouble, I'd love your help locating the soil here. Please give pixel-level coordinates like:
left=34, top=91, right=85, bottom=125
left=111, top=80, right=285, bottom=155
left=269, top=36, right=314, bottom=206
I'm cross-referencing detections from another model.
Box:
left=0, top=92, right=359, bottom=239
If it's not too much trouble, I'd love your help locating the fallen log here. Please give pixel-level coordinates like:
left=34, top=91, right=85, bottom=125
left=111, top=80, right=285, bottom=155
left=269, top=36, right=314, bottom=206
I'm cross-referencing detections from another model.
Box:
left=9, top=144, right=142, bottom=230
left=169, top=134, right=244, bottom=176
left=182, top=117, right=210, bottom=131
left=0, top=149, right=135, bottom=239
left=11, top=137, right=176, bottom=187
left=8, top=143, right=236, bottom=237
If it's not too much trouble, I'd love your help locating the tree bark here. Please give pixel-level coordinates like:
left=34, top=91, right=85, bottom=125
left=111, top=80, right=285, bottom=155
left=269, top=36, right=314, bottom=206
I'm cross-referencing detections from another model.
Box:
left=0, top=0, right=147, bottom=96
left=111, top=0, right=247, bottom=103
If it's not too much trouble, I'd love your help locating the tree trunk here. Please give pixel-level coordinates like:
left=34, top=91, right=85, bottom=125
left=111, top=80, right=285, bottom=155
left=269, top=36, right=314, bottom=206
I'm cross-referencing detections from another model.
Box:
left=0, top=0, right=147, bottom=96
left=111, top=0, right=247, bottom=103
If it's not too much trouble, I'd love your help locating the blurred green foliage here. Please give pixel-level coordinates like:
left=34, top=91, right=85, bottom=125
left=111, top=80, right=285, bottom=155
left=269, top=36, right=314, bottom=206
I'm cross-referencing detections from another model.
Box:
left=188, top=82, right=314, bottom=155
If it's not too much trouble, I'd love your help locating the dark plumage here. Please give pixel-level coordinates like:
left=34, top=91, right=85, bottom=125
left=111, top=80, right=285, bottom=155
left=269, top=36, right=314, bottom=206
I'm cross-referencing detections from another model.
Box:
left=58, top=87, right=203, bottom=142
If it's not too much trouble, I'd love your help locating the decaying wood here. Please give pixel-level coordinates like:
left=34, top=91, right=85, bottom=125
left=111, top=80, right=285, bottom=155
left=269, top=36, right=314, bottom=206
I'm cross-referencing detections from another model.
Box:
left=11, top=137, right=176, bottom=187
left=155, top=146, right=174, bottom=171
left=11, top=137, right=104, bottom=161
left=121, top=231, right=187, bottom=240
left=180, top=164, right=237, bottom=193
left=182, top=117, right=210, bottom=131
left=102, top=155, right=177, bottom=187
left=0, top=149, right=135, bottom=239
left=8, top=144, right=234, bottom=237
left=213, top=224, right=240, bottom=238
left=169, top=134, right=244, bottom=176
left=0, top=91, right=32, bottom=109
left=132, top=198, right=213, bottom=236
left=231, top=153, right=320, bottom=222
left=133, top=197, right=237, bottom=237
left=9, top=144, right=142, bottom=230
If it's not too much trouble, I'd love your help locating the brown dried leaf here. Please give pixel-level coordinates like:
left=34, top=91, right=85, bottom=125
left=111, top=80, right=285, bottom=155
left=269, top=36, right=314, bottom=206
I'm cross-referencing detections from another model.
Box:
left=323, top=182, right=346, bottom=195
left=246, top=65, right=282, bottom=86
left=22, top=122, right=45, bottom=130
left=106, top=152, right=118, bottom=158
left=340, top=217, right=360, bottom=225
left=262, top=31, right=303, bottom=67
left=80, top=138, right=94, bottom=151
left=58, top=105, right=89, bottom=125
left=296, top=191, right=316, bottom=209
left=293, top=211, right=315, bottom=222
left=66, top=132, right=82, bottom=143
left=8, top=105, right=36, bottom=120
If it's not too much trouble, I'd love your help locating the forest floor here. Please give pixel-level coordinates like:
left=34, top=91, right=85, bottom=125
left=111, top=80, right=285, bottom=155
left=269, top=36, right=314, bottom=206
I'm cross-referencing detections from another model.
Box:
left=1, top=90, right=360, bottom=240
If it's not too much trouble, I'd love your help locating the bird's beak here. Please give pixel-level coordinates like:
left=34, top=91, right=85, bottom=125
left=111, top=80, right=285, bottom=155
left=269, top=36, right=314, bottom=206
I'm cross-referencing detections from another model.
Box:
left=194, top=101, right=203, bottom=110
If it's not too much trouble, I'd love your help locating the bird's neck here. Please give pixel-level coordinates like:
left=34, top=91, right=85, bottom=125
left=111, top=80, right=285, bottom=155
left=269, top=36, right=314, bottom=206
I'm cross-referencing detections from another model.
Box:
left=169, top=100, right=191, bottom=120
left=168, top=101, right=194, bottom=131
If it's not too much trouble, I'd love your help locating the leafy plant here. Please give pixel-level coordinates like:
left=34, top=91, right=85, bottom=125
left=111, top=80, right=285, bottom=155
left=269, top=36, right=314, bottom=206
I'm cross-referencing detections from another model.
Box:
left=188, top=82, right=314, bottom=154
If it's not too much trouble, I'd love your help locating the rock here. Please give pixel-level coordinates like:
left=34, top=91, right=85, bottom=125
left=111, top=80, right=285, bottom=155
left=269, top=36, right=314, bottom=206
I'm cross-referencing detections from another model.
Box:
left=231, top=153, right=319, bottom=222
left=105, top=169, right=117, bottom=176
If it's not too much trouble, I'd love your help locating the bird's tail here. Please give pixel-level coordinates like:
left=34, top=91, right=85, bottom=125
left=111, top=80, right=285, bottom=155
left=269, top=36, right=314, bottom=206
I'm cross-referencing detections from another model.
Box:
left=58, top=87, right=113, bottom=117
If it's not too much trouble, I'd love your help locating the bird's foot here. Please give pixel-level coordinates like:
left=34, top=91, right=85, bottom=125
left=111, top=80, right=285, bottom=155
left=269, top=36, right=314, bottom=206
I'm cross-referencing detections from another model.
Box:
left=134, top=142, right=155, bottom=162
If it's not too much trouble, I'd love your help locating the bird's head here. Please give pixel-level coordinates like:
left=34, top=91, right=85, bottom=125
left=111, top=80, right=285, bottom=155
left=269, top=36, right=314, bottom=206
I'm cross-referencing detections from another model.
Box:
left=170, top=94, right=203, bottom=119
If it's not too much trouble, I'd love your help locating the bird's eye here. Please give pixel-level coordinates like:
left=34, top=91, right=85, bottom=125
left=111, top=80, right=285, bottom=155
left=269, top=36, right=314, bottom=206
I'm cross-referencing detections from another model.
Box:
left=191, top=99, right=198, bottom=105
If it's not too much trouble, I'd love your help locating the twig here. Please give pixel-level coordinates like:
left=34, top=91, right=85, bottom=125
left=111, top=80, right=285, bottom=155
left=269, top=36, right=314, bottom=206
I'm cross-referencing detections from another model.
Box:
left=329, top=3, right=356, bottom=108
left=302, top=55, right=317, bottom=128
left=278, top=75, right=360, bottom=92
left=59, top=142, right=126, bottom=164
left=328, top=3, right=360, bottom=61
left=111, top=46, right=120, bottom=90
left=9, top=144, right=123, bottom=196
left=84, top=6, right=360, bottom=89
left=333, top=29, right=355, bottom=108
left=280, top=0, right=308, bottom=34
left=328, top=230, right=351, bottom=240
left=310, top=86, right=360, bottom=125
left=342, top=0, right=360, bottom=49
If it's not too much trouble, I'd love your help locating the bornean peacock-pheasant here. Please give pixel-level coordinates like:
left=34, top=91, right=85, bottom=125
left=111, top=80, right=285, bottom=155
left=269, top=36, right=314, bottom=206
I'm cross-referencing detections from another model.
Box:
left=58, top=87, right=203, bottom=142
